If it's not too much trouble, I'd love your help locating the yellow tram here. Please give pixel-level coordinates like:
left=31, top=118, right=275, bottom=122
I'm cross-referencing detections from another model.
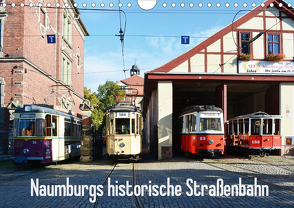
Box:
left=105, top=89, right=142, bottom=160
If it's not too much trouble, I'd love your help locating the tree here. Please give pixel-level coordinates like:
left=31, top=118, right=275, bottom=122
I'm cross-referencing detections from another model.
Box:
left=84, top=87, right=101, bottom=127
left=96, top=81, right=125, bottom=127
left=84, top=82, right=125, bottom=130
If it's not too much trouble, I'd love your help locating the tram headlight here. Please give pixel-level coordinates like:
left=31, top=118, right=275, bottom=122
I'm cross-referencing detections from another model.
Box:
left=120, top=142, right=125, bottom=148
left=208, top=140, right=214, bottom=145
left=23, top=148, right=29, bottom=154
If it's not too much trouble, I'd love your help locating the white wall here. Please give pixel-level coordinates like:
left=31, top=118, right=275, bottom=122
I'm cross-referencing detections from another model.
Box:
left=280, top=83, right=294, bottom=148
left=157, top=81, right=173, bottom=160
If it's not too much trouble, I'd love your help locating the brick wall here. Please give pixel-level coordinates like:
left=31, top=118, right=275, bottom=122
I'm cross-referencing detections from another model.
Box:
left=0, top=0, right=88, bottom=154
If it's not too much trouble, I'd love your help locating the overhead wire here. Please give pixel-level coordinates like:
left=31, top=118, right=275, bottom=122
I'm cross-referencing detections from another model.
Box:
left=116, top=0, right=127, bottom=78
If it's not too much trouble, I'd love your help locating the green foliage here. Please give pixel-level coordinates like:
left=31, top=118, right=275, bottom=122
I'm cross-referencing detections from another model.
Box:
left=84, top=82, right=126, bottom=130
left=84, top=87, right=99, bottom=107
left=96, top=81, right=125, bottom=127
left=240, top=53, right=253, bottom=61
left=267, top=53, right=285, bottom=61
left=96, top=81, right=119, bottom=112
left=84, top=87, right=100, bottom=127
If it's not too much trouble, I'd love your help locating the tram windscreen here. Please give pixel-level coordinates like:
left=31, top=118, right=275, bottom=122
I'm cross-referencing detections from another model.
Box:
left=200, top=118, right=221, bottom=131
left=116, top=118, right=130, bottom=134
left=18, top=119, right=35, bottom=136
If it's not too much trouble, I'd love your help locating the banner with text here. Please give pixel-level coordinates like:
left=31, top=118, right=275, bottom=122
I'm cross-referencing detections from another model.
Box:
left=238, top=61, right=294, bottom=74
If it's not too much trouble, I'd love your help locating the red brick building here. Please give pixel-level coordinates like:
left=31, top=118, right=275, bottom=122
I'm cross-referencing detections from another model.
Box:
left=0, top=0, right=89, bottom=154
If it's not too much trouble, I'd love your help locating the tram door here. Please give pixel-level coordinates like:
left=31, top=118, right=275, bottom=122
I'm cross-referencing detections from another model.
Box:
left=50, top=115, right=61, bottom=161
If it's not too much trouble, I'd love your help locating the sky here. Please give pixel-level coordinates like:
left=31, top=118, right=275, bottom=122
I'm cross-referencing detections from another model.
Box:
left=75, top=0, right=273, bottom=92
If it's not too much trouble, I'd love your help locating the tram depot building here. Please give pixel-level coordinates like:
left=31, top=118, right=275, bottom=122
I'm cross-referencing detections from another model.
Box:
left=0, top=0, right=89, bottom=155
left=143, top=0, right=294, bottom=160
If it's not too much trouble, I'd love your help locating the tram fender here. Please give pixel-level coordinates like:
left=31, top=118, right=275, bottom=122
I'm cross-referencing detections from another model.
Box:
left=14, top=156, right=27, bottom=164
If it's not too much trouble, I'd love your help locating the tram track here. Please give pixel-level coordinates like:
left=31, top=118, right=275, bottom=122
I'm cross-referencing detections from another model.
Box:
left=91, top=163, right=117, bottom=208
left=201, top=159, right=294, bottom=193
left=91, top=162, right=144, bottom=208
left=133, top=162, right=144, bottom=208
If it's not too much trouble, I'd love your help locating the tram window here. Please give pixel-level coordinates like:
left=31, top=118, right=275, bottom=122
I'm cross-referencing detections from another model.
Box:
left=263, top=119, right=273, bottom=135
left=110, top=119, right=114, bottom=134
left=45, top=115, right=51, bottom=136
left=36, top=119, right=45, bottom=136
left=185, top=116, right=189, bottom=133
left=52, top=116, right=58, bottom=136
left=191, top=115, right=197, bottom=132
left=200, top=118, right=221, bottom=131
left=244, top=119, right=249, bottom=134
left=76, top=124, right=81, bottom=136
left=116, top=118, right=130, bottom=134
left=14, top=119, right=19, bottom=137
left=64, top=118, right=71, bottom=136
left=233, top=120, right=238, bottom=135
left=239, top=120, right=244, bottom=135
left=251, top=119, right=261, bottom=135
left=132, top=118, right=135, bottom=134
left=274, top=119, right=280, bottom=135
left=19, top=119, right=35, bottom=136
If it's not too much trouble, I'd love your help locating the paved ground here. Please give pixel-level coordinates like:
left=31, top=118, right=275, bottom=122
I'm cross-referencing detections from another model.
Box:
left=0, top=154, right=293, bottom=207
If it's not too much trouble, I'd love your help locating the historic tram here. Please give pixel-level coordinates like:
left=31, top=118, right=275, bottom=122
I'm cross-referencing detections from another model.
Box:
left=227, top=111, right=282, bottom=156
left=178, top=105, right=225, bottom=156
left=105, top=88, right=142, bottom=160
left=13, top=104, right=82, bottom=164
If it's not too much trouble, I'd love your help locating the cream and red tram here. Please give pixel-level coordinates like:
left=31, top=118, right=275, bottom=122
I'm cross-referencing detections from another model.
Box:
left=105, top=89, right=142, bottom=160
left=178, top=105, right=225, bottom=156
left=13, top=104, right=82, bottom=164
left=227, top=111, right=282, bottom=156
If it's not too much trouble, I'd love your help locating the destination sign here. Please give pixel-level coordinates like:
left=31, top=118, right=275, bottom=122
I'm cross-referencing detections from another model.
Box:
left=20, top=114, right=35, bottom=118
left=116, top=112, right=129, bottom=118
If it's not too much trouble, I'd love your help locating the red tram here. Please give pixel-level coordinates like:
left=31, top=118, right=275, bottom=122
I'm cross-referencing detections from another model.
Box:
left=227, top=111, right=282, bottom=156
left=178, top=105, right=225, bottom=156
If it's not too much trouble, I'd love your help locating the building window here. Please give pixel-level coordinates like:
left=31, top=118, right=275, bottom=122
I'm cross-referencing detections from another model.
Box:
left=240, top=33, right=250, bottom=54
left=268, top=34, right=280, bottom=54
left=62, top=57, right=71, bottom=86
left=63, top=14, right=72, bottom=45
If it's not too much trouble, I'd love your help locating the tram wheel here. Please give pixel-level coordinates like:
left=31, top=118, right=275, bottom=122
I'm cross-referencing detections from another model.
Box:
left=260, top=151, right=265, bottom=157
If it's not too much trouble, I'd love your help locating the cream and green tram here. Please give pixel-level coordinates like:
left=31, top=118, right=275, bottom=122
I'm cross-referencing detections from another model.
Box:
left=106, top=103, right=142, bottom=160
